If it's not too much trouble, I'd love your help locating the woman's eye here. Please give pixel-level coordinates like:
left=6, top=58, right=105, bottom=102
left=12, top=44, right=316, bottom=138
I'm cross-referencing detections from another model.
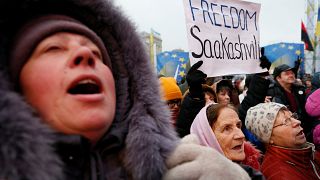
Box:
left=45, top=45, right=61, bottom=52
left=224, top=126, right=231, bottom=132
left=92, top=50, right=102, bottom=60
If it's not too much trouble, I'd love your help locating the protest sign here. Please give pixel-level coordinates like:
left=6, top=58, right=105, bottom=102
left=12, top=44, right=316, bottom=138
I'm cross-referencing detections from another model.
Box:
left=183, top=0, right=265, bottom=77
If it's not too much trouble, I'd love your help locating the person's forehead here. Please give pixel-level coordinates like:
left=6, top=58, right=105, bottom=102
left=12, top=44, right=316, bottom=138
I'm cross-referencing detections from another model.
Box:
left=281, top=69, right=294, bottom=74
left=218, top=88, right=230, bottom=93
left=276, top=109, right=291, bottom=120
left=217, top=108, right=239, bottom=121
left=41, top=32, right=92, bottom=43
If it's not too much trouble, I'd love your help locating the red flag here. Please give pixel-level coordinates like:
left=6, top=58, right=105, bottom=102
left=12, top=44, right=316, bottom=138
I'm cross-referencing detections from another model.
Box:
left=301, top=22, right=314, bottom=51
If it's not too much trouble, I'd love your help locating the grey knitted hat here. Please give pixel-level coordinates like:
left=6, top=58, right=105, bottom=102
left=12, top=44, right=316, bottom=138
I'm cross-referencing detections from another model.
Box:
left=245, top=102, right=286, bottom=143
left=9, top=14, right=111, bottom=85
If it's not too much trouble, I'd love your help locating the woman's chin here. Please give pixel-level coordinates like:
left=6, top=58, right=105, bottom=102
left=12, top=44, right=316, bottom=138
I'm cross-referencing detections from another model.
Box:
left=227, top=152, right=245, bottom=162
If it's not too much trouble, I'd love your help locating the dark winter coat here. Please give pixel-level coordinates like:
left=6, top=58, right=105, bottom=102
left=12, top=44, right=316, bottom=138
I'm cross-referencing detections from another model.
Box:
left=176, top=92, right=206, bottom=138
left=0, top=0, right=178, bottom=179
left=239, top=75, right=270, bottom=125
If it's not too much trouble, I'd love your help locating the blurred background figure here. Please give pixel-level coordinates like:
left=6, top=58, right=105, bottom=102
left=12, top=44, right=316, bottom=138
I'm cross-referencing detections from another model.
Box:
left=304, top=77, right=313, bottom=96
left=159, top=77, right=182, bottom=126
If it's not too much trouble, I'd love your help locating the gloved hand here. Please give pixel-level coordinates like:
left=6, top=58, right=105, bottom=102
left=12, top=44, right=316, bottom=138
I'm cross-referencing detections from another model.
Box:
left=294, top=56, right=301, bottom=69
left=259, top=47, right=271, bottom=70
left=186, top=61, right=207, bottom=99
left=163, top=134, right=250, bottom=180
left=293, top=56, right=301, bottom=77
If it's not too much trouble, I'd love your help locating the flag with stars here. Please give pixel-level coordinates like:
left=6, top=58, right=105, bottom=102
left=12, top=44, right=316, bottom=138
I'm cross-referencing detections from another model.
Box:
left=156, top=51, right=190, bottom=84
left=263, top=42, right=305, bottom=74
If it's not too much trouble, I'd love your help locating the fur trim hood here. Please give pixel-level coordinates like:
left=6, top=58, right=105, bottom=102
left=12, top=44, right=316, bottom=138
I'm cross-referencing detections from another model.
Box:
left=0, top=0, right=178, bottom=179
left=0, top=72, right=63, bottom=180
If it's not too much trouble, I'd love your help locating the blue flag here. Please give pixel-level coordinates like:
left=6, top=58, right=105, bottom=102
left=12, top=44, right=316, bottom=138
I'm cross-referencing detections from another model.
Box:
left=264, top=42, right=305, bottom=74
left=156, top=51, right=189, bottom=83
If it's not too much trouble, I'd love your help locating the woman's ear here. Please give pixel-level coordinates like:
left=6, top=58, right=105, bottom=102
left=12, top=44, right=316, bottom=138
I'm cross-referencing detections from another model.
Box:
left=269, top=140, right=274, bottom=145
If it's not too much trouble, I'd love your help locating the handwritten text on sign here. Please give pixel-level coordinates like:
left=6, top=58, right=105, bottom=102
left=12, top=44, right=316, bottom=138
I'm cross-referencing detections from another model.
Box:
left=183, top=0, right=264, bottom=77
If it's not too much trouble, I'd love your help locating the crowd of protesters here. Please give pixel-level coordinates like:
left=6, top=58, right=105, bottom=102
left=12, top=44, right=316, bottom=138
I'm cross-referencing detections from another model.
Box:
left=0, top=0, right=319, bottom=179
left=160, top=47, right=320, bottom=179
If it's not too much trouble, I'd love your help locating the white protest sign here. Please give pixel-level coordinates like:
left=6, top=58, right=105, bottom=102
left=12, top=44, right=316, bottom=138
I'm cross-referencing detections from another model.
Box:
left=183, top=0, right=265, bottom=77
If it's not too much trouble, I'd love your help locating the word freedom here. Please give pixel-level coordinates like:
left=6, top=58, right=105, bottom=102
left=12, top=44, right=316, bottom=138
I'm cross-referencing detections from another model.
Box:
left=190, top=25, right=260, bottom=60
left=189, top=0, right=258, bottom=31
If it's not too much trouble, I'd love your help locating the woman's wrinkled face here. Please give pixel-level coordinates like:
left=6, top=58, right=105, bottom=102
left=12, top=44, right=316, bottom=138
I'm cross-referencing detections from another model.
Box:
left=20, top=32, right=116, bottom=143
left=212, top=107, right=245, bottom=162
left=270, top=110, right=306, bottom=148
left=217, top=89, right=230, bottom=105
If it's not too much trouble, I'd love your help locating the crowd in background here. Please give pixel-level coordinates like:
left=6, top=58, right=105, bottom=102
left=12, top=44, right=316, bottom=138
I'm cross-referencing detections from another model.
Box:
left=159, top=51, right=320, bottom=179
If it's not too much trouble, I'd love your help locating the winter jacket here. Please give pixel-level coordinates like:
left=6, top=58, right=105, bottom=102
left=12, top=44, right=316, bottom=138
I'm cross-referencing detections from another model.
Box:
left=0, top=0, right=178, bottom=179
left=267, top=81, right=312, bottom=140
left=176, top=92, right=206, bottom=137
left=261, top=143, right=320, bottom=180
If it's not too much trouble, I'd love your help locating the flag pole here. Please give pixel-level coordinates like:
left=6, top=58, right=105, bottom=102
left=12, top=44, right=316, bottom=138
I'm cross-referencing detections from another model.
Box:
left=150, top=29, right=154, bottom=68
left=174, top=64, right=180, bottom=80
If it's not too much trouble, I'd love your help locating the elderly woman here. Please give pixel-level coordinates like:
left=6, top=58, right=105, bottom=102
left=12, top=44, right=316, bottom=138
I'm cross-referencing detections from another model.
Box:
left=246, top=102, right=320, bottom=180
left=191, top=103, right=264, bottom=179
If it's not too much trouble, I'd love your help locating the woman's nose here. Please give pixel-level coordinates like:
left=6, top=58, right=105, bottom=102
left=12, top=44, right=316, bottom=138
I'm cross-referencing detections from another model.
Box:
left=292, top=118, right=301, bottom=127
left=70, top=46, right=96, bottom=68
left=225, top=94, right=230, bottom=100
left=234, top=128, right=245, bottom=139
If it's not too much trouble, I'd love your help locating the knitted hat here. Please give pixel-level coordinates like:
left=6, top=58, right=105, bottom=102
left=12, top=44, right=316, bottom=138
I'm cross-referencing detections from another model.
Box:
left=9, top=14, right=111, bottom=85
left=305, top=89, right=320, bottom=119
left=245, top=102, right=286, bottom=143
left=159, top=77, right=182, bottom=101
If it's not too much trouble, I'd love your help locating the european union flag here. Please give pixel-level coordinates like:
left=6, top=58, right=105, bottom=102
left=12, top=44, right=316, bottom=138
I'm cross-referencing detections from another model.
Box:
left=156, top=51, right=189, bottom=84
left=264, top=43, right=305, bottom=74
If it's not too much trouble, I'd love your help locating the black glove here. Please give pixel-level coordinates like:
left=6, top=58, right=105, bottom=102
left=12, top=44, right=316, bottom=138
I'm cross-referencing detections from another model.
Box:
left=186, top=61, right=207, bottom=99
left=293, top=56, right=301, bottom=78
left=294, top=56, right=301, bottom=69
left=259, top=47, right=271, bottom=70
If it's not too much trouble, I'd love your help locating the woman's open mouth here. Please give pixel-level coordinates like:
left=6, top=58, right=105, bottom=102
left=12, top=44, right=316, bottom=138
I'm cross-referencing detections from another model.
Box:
left=297, top=130, right=304, bottom=137
left=68, top=75, right=102, bottom=95
left=68, top=79, right=101, bottom=94
left=66, top=75, right=105, bottom=102
left=232, top=144, right=243, bottom=150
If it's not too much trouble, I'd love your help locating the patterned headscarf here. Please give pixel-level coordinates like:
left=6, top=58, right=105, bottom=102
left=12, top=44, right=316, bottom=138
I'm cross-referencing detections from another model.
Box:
left=245, top=102, right=286, bottom=143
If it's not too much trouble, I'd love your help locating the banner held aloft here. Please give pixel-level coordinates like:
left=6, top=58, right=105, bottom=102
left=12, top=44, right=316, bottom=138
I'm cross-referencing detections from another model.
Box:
left=183, top=0, right=266, bottom=77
